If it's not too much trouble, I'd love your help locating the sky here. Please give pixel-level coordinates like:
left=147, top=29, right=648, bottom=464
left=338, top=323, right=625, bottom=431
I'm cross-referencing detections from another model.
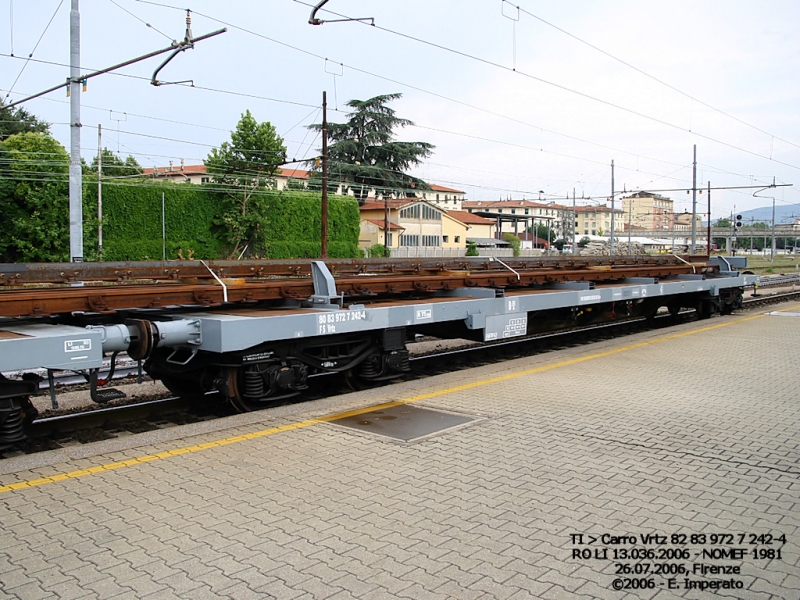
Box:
left=2, top=0, right=799, bottom=222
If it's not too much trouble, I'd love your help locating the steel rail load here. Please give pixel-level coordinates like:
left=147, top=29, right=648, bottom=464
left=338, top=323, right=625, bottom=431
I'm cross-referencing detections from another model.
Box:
left=0, top=256, right=756, bottom=448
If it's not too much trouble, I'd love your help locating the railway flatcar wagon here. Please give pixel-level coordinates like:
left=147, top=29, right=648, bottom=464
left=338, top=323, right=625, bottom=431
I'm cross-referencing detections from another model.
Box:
left=0, top=256, right=756, bottom=448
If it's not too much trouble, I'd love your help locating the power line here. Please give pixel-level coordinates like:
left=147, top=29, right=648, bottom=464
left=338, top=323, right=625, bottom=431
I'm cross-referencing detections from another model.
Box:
left=126, top=2, right=705, bottom=173
left=305, top=0, right=800, bottom=172
left=108, top=0, right=174, bottom=42
left=507, top=0, right=800, bottom=152
left=3, top=0, right=64, bottom=102
left=2, top=6, right=790, bottom=201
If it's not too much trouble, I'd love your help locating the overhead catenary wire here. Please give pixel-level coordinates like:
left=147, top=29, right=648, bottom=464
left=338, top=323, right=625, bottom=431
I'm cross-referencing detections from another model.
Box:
left=505, top=0, right=800, bottom=152
left=0, top=32, right=774, bottom=199
left=301, top=0, right=800, bottom=172
left=108, top=0, right=174, bottom=42
left=2, top=4, right=793, bottom=207
left=3, top=0, right=65, bottom=102
left=117, top=2, right=721, bottom=174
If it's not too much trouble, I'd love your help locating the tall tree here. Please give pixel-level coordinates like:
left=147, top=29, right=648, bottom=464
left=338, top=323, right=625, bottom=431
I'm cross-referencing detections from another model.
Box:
left=0, top=99, right=50, bottom=140
left=0, top=132, right=69, bottom=261
left=86, top=148, right=143, bottom=178
left=205, top=110, right=287, bottom=258
left=308, top=93, right=434, bottom=205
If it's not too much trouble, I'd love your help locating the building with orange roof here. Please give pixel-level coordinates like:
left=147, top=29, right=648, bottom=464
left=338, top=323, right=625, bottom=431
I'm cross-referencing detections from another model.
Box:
left=358, top=198, right=472, bottom=256
left=142, top=165, right=467, bottom=208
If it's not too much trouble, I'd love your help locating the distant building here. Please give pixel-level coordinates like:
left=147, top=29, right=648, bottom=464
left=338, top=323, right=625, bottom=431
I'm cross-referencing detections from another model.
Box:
left=672, top=211, right=703, bottom=232
left=446, top=211, right=496, bottom=240
left=574, top=205, right=624, bottom=237
left=620, top=191, right=674, bottom=231
left=142, top=165, right=466, bottom=206
left=420, top=184, right=467, bottom=210
left=358, top=199, right=469, bottom=253
left=461, top=200, right=569, bottom=239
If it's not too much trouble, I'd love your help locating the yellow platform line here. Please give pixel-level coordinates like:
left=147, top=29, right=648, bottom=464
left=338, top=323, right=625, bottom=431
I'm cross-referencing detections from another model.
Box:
left=0, top=308, right=783, bottom=495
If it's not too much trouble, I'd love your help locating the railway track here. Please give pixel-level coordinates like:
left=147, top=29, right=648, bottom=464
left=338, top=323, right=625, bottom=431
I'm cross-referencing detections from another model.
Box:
left=5, top=288, right=797, bottom=459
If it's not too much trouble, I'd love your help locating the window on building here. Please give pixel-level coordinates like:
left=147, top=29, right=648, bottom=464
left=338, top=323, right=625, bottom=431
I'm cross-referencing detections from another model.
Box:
left=455, top=236, right=461, bottom=243
left=386, top=232, right=393, bottom=246
left=511, top=209, right=516, bottom=214
left=201, top=177, right=210, bottom=183
left=436, top=194, right=440, bottom=201
left=421, top=205, right=442, bottom=220
left=498, top=209, right=503, bottom=213
left=400, top=234, right=419, bottom=246
left=443, top=235, right=449, bottom=243
left=400, top=205, right=420, bottom=219
left=592, top=230, right=596, bottom=235
left=422, top=235, right=440, bottom=246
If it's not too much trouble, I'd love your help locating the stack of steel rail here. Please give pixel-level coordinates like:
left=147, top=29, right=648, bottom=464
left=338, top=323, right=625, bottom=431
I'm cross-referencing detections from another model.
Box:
left=0, top=255, right=715, bottom=318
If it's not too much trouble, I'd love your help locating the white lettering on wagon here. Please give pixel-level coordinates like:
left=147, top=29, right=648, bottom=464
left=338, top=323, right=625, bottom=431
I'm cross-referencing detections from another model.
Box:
left=503, top=317, right=527, bottom=338
left=579, top=294, right=602, bottom=302
left=65, top=339, right=91, bottom=352
left=317, top=310, right=367, bottom=335
left=415, top=306, right=433, bottom=322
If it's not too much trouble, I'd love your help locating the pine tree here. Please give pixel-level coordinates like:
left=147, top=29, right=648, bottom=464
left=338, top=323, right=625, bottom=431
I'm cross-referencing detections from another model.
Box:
left=309, top=93, right=433, bottom=205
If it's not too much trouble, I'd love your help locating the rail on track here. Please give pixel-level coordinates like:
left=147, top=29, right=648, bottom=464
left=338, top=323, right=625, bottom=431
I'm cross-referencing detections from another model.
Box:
left=0, top=255, right=717, bottom=318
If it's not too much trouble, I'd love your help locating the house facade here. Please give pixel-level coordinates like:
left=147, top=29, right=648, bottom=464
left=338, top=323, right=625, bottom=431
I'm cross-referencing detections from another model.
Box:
left=358, top=199, right=470, bottom=253
left=620, top=191, right=674, bottom=232
left=446, top=211, right=496, bottom=242
left=575, top=205, right=624, bottom=237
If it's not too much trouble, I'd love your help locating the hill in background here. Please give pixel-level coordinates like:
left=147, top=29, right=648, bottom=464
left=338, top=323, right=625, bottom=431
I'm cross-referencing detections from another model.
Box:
left=710, top=203, right=800, bottom=225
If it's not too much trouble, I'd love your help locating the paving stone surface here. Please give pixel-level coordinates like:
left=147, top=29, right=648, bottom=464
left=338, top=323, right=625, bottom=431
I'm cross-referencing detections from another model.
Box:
left=1, top=305, right=799, bottom=599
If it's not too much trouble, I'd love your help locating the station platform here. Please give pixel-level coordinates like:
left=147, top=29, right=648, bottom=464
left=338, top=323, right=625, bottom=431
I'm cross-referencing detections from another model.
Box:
left=1, top=302, right=799, bottom=599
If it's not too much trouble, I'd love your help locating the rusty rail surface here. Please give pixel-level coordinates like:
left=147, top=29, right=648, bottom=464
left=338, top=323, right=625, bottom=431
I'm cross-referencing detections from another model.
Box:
left=0, top=256, right=716, bottom=319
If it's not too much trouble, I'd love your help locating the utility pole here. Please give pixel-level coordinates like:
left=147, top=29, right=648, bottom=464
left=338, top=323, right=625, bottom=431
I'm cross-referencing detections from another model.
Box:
left=691, top=144, right=697, bottom=254
left=572, top=189, right=577, bottom=255
left=627, top=195, right=632, bottom=249
left=97, top=124, right=102, bottom=258
left=9, top=9, right=225, bottom=264
left=321, top=91, right=328, bottom=259
left=610, top=160, right=615, bottom=256
left=69, top=0, right=83, bottom=262
left=771, top=197, right=776, bottom=262
left=706, top=181, right=711, bottom=256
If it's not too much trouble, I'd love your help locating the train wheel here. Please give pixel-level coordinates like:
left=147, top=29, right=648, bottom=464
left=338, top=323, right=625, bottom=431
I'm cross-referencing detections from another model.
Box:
left=224, top=368, right=252, bottom=413
left=344, top=368, right=382, bottom=391
left=222, top=366, right=307, bottom=413
left=0, top=397, right=37, bottom=450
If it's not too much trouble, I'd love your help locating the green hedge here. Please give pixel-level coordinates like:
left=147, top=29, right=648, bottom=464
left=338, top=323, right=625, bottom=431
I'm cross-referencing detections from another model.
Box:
left=81, top=181, right=360, bottom=261
left=252, top=191, right=360, bottom=258
left=84, top=180, right=223, bottom=261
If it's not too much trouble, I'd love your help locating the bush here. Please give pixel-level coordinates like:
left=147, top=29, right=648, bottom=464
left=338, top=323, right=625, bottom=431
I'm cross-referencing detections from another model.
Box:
left=503, top=233, right=521, bottom=257
left=466, top=241, right=479, bottom=256
left=368, top=243, right=390, bottom=257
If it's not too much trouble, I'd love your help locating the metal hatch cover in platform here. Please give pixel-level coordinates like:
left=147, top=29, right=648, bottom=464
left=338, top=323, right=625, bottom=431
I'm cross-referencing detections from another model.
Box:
left=330, top=404, right=479, bottom=442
